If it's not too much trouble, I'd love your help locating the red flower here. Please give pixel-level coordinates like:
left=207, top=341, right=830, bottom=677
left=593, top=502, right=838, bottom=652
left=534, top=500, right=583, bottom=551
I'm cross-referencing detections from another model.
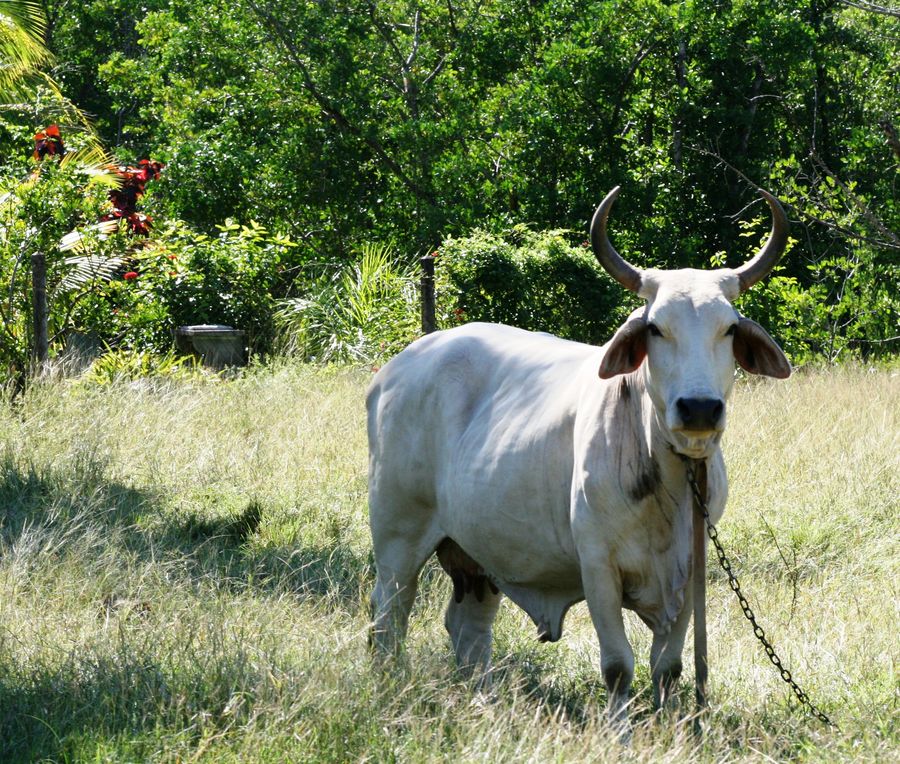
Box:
left=123, top=271, right=139, bottom=280
left=137, top=159, right=164, bottom=181
left=33, top=124, right=66, bottom=160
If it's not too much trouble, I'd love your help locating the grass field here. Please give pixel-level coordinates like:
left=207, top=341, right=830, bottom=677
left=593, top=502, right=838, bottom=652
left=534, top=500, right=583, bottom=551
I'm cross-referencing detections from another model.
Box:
left=0, top=361, right=896, bottom=762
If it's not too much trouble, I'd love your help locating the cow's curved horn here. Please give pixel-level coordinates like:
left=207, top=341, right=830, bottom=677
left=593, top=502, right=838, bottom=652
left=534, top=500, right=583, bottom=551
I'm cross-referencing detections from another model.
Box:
left=733, top=191, right=790, bottom=292
left=590, top=186, right=642, bottom=293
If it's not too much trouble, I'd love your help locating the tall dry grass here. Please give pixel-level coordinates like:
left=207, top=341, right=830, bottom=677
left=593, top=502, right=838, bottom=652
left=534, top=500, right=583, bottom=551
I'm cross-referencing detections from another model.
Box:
left=0, top=362, right=896, bottom=762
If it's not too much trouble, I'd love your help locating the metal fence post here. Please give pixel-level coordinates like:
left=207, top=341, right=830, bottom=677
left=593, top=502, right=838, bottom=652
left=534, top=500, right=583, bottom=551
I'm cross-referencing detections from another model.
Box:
left=420, top=255, right=436, bottom=334
left=31, top=252, right=49, bottom=373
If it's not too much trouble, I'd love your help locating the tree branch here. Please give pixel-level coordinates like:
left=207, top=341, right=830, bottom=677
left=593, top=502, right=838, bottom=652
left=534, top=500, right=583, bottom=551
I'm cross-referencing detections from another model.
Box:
left=366, top=2, right=407, bottom=66
left=691, top=146, right=900, bottom=250
left=837, top=0, right=900, bottom=19
left=606, top=34, right=658, bottom=144
left=809, top=150, right=900, bottom=248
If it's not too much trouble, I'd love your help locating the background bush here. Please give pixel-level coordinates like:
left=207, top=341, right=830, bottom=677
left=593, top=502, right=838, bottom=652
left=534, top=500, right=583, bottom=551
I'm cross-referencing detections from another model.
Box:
left=0, top=143, right=122, bottom=380
left=435, top=227, right=636, bottom=343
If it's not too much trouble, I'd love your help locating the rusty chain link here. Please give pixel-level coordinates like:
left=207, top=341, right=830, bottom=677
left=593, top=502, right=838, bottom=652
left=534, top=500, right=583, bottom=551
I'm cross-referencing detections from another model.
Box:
left=686, top=461, right=835, bottom=727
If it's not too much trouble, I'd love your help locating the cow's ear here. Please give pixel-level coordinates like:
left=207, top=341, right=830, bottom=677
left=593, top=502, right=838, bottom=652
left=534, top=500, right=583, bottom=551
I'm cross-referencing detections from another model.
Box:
left=599, top=315, right=647, bottom=379
left=733, top=317, right=791, bottom=378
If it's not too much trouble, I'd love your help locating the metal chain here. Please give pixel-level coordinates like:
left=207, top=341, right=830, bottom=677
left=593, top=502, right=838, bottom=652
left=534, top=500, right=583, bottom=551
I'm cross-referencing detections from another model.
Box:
left=685, top=462, right=835, bottom=727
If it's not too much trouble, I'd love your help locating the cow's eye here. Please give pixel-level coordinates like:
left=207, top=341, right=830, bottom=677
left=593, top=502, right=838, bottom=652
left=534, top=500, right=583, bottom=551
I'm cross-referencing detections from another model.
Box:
left=647, top=323, right=663, bottom=337
left=725, top=324, right=737, bottom=337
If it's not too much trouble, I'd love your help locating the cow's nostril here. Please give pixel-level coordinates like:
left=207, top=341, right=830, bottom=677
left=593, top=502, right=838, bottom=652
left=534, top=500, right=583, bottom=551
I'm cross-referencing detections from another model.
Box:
left=676, top=397, right=724, bottom=431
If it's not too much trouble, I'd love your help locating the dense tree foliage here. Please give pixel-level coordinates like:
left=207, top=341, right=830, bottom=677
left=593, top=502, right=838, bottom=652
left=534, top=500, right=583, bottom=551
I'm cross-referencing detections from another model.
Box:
left=1, top=0, right=897, bottom=365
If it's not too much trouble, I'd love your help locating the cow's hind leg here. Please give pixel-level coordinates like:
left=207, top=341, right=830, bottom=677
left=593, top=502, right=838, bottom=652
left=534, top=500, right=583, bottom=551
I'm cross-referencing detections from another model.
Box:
left=437, top=539, right=502, bottom=688
left=369, top=534, right=436, bottom=657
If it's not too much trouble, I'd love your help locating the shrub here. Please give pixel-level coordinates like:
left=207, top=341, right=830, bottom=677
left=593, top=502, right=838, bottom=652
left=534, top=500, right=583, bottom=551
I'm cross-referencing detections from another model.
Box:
left=71, top=218, right=306, bottom=356
left=80, top=347, right=201, bottom=384
left=0, top=139, right=124, bottom=380
left=731, top=213, right=900, bottom=365
left=434, top=226, right=635, bottom=344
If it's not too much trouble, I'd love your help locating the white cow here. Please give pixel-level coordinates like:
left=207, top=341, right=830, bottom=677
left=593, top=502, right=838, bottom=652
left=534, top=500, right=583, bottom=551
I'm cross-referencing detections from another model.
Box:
left=366, top=187, right=791, bottom=721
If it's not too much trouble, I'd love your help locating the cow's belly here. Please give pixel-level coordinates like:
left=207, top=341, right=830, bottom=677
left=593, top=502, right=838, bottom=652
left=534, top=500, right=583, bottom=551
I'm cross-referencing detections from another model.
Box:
left=438, top=501, right=580, bottom=588
left=434, top=454, right=584, bottom=641
left=444, top=524, right=585, bottom=643
left=437, top=447, right=576, bottom=568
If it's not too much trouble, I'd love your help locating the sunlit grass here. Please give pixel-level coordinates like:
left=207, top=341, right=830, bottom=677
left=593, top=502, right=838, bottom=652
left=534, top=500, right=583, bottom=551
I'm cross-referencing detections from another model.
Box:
left=0, top=361, right=896, bottom=762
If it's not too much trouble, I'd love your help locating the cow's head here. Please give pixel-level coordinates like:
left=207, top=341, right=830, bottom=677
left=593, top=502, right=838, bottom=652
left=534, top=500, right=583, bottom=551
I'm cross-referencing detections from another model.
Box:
left=592, top=187, right=791, bottom=458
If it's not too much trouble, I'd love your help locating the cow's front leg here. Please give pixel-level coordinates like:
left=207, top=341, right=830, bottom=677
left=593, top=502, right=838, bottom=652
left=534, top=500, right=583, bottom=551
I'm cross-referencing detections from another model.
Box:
left=581, top=560, right=634, bottom=726
left=650, top=582, right=692, bottom=710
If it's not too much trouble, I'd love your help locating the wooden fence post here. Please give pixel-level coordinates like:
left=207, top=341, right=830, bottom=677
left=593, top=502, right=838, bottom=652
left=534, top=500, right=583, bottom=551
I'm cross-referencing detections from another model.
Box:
left=420, top=255, right=436, bottom=334
left=692, top=460, right=709, bottom=736
left=31, top=251, right=49, bottom=373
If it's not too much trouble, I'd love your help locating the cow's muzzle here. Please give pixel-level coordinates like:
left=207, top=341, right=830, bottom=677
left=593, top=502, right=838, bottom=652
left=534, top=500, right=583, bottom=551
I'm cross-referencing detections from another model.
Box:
left=675, top=397, right=724, bottom=433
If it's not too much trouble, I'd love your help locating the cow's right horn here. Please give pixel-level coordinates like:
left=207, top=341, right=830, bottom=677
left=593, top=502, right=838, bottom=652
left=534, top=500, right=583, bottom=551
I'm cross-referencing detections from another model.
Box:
left=733, top=191, right=790, bottom=292
left=591, top=187, right=643, bottom=293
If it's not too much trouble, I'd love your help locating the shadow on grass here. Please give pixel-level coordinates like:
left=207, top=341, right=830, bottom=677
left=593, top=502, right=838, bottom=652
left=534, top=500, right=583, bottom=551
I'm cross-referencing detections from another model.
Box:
left=0, top=452, right=372, bottom=606
left=0, top=452, right=155, bottom=549
left=0, top=455, right=691, bottom=760
left=0, top=636, right=276, bottom=763
left=480, top=645, right=699, bottom=740
left=0, top=455, right=375, bottom=761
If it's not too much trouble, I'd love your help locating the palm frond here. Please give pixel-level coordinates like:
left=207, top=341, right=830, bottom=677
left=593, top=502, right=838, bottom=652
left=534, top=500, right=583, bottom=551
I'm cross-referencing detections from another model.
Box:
left=57, top=220, right=125, bottom=295
left=0, top=1, right=46, bottom=41
left=0, top=2, right=102, bottom=152
left=275, top=243, right=420, bottom=363
left=59, top=220, right=120, bottom=253
left=57, top=252, right=125, bottom=294
left=0, top=2, right=51, bottom=101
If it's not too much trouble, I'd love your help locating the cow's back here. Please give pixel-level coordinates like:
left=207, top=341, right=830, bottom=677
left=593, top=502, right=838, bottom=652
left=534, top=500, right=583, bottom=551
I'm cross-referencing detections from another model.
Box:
left=367, top=322, right=593, bottom=478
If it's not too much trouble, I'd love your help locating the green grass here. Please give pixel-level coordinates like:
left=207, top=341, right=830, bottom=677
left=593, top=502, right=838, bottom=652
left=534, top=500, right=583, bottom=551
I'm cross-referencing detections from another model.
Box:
left=0, top=362, right=897, bottom=762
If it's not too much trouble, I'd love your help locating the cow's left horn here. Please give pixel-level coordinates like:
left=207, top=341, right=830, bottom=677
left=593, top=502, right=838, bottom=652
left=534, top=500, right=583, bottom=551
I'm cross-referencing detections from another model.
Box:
left=733, top=191, right=790, bottom=292
left=591, top=186, right=643, bottom=293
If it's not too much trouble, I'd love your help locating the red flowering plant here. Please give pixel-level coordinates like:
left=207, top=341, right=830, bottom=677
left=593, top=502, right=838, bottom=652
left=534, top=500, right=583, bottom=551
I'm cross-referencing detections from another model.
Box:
left=0, top=124, right=132, bottom=376
left=72, top=158, right=184, bottom=351
left=5, top=123, right=303, bottom=366
left=102, top=159, right=165, bottom=238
